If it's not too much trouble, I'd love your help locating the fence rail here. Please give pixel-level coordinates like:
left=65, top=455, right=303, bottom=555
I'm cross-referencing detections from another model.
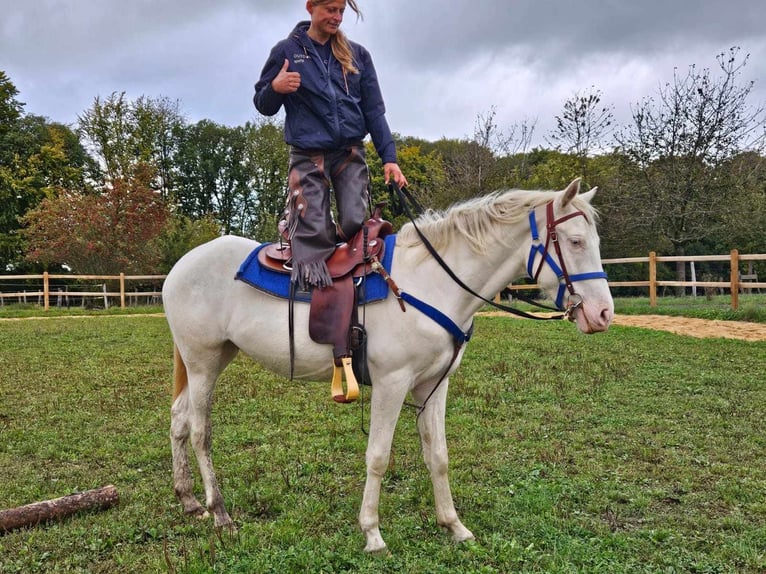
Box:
left=0, top=273, right=166, bottom=310
left=506, top=250, right=765, bottom=311
left=1, top=250, right=764, bottom=311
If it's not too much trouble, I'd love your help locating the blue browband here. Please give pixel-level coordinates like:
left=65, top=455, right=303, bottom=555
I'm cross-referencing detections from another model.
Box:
left=526, top=210, right=608, bottom=310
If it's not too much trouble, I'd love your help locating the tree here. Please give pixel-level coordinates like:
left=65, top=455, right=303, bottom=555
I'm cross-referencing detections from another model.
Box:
left=173, top=120, right=251, bottom=235
left=153, top=213, right=221, bottom=273
left=547, top=87, right=614, bottom=178
left=0, top=71, right=24, bottom=146
left=366, top=139, right=447, bottom=226
left=22, top=165, right=170, bottom=274
left=1, top=71, right=92, bottom=271
left=614, top=47, right=766, bottom=286
left=242, top=118, right=290, bottom=241
left=78, top=92, right=184, bottom=195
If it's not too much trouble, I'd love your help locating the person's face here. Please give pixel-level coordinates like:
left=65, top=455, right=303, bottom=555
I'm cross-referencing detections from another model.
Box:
left=307, top=0, right=346, bottom=40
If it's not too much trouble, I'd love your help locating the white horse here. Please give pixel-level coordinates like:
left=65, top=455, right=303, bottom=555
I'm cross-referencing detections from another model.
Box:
left=162, top=178, right=614, bottom=553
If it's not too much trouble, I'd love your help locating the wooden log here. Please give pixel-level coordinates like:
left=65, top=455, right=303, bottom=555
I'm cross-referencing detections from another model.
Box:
left=0, top=485, right=119, bottom=533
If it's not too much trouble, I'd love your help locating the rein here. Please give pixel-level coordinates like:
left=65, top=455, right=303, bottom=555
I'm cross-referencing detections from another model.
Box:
left=389, top=183, right=603, bottom=320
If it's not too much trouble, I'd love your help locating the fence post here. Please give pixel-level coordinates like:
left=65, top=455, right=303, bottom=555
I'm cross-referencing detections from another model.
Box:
left=730, top=249, right=739, bottom=311
left=120, top=273, right=126, bottom=309
left=649, top=251, right=657, bottom=307
left=43, top=272, right=50, bottom=311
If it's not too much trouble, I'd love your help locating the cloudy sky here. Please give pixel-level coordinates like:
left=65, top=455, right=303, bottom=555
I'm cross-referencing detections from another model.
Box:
left=2, top=0, right=765, bottom=148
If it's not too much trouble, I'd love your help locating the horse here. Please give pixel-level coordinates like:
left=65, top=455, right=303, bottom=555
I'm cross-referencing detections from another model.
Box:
left=162, top=178, right=614, bottom=553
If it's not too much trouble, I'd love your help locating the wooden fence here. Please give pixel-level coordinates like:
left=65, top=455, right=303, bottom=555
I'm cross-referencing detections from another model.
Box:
left=1, top=250, right=764, bottom=311
left=504, top=250, right=765, bottom=311
left=0, top=273, right=165, bottom=311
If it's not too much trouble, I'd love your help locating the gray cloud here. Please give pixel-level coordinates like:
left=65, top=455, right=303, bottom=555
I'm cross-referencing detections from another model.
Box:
left=2, top=0, right=765, bottom=146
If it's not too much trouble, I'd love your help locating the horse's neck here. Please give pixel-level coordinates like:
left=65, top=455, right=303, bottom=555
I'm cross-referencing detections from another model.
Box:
left=396, top=231, right=529, bottom=320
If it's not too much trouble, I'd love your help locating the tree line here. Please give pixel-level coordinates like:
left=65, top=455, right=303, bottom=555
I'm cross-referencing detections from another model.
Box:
left=1, top=47, right=764, bottom=284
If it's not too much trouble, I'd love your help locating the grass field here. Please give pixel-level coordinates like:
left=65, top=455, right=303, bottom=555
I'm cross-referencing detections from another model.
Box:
left=0, top=312, right=765, bottom=572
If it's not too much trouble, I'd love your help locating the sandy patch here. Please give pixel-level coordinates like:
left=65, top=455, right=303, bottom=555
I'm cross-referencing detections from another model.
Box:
left=477, top=312, right=766, bottom=342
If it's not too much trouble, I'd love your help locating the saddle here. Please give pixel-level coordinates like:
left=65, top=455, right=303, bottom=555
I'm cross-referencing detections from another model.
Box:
left=258, top=204, right=393, bottom=403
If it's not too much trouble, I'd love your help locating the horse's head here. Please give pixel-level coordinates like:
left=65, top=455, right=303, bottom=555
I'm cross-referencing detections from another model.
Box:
left=528, top=179, right=614, bottom=333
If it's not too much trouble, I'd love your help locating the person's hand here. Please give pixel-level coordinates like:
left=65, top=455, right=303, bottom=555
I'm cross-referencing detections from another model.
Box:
left=271, top=59, right=301, bottom=94
left=384, top=163, right=409, bottom=188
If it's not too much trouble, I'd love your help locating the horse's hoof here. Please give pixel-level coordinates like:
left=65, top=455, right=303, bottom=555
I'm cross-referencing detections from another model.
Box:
left=364, top=543, right=389, bottom=556
left=451, top=528, right=475, bottom=544
left=216, top=522, right=238, bottom=535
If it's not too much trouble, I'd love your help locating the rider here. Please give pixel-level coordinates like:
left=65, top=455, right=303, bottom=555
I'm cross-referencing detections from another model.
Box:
left=253, top=0, right=408, bottom=290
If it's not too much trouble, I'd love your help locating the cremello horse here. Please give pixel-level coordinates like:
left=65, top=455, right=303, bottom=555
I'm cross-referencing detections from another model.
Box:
left=162, top=179, right=614, bottom=552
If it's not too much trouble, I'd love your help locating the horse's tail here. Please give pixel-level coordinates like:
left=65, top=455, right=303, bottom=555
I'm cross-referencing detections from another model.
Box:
left=172, top=345, right=189, bottom=401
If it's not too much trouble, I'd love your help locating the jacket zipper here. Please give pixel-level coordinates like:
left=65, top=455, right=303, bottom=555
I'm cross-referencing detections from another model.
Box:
left=307, top=41, right=342, bottom=145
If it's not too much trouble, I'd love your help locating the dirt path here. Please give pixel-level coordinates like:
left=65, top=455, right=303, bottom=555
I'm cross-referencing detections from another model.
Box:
left=478, top=312, right=766, bottom=342
left=611, top=314, right=766, bottom=342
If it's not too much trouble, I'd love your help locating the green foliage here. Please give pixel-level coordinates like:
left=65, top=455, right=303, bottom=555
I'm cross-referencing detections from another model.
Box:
left=0, top=83, right=91, bottom=270
left=0, top=70, right=23, bottom=131
left=77, top=91, right=184, bottom=196
left=21, top=168, right=171, bottom=274
left=4, top=47, right=766, bottom=277
left=153, top=213, right=221, bottom=273
left=241, top=118, right=290, bottom=242
left=613, top=48, right=766, bottom=260
left=173, top=118, right=289, bottom=240
left=613, top=293, right=766, bottom=322
left=0, top=315, right=765, bottom=572
left=366, top=139, right=447, bottom=228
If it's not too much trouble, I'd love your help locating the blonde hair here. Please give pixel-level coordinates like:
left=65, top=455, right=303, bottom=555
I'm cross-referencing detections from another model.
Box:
left=310, top=0, right=362, bottom=75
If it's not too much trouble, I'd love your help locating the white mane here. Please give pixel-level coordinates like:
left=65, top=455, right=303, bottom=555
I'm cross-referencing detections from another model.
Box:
left=397, top=188, right=597, bottom=254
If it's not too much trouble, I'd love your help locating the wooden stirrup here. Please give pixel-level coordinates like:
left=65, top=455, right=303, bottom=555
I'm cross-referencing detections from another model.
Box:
left=330, top=357, right=359, bottom=403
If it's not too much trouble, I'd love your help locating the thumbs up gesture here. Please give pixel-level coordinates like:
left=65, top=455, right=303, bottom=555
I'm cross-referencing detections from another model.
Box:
left=272, top=59, right=301, bottom=94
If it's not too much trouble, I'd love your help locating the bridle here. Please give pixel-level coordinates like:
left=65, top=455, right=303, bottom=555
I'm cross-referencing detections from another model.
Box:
left=387, top=183, right=608, bottom=322
left=526, top=201, right=608, bottom=315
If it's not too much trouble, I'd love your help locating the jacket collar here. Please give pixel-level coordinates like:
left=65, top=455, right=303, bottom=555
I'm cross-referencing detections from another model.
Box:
left=290, top=21, right=313, bottom=48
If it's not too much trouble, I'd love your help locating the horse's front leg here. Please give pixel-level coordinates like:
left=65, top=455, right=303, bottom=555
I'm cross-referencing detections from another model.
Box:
left=414, top=378, right=474, bottom=544
left=359, top=378, right=409, bottom=553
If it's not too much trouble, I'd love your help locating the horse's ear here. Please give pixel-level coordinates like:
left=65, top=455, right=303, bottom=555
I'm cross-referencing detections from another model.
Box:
left=561, top=178, right=581, bottom=206
left=580, top=186, right=598, bottom=204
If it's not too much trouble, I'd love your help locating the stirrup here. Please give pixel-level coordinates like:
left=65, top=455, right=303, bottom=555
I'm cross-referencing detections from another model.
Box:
left=330, top=357, right=359, bottom=403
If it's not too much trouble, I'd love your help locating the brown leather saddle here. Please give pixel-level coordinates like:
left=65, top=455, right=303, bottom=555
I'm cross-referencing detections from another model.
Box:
left=259, top=204, right=393, bottom=402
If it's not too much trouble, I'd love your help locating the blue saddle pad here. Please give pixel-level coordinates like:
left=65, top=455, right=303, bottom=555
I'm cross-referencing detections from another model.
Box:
left=235, top=234, right=397, bottom=303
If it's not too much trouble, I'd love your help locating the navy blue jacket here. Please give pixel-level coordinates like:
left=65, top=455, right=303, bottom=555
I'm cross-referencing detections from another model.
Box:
left=254, top=22, right=397, bottom=164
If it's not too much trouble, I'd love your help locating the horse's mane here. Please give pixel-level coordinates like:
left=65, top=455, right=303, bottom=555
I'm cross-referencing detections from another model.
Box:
left=397, top=188, right=596, bottom=253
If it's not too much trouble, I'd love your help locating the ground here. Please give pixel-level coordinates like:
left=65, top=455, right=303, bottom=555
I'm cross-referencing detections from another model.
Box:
left=611, top=314, right=766, bottom=342
left=479, top=312, right=766, bottom=342
left=2, top=313, right=765, bottom=341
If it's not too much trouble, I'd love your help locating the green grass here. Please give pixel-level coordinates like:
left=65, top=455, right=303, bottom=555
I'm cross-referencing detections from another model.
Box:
left=0, top=304, right=164, bottom=319
left=1, top=315, right=765, bottom=572
left=2, top=292, right=764, bottom=322
left=489, top=293, right=766, bottom=323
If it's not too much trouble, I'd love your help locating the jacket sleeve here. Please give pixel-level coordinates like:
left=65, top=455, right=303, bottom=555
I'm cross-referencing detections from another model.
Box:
left=254, top=43, right=287, bottom=116
left=358, top=48, right=397, bottom=165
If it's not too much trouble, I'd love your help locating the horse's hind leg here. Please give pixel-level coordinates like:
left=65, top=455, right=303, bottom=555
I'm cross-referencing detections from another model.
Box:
left=171, top=390, right=205, bottom=517
left=171, top=343, right=238, bottom=528
left=414, top=379, right=474, bottom=544
left=171, top=347, right=205, bottom=517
